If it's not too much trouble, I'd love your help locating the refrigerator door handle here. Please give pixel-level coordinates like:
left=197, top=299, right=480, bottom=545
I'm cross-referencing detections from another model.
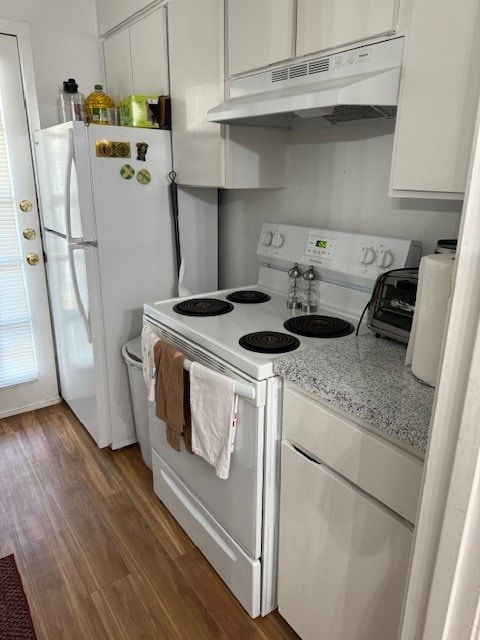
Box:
left=67, top=243, right=92, bottom=343
left=65, top=128, right=90, bottom=245
left=65, top=129, right=74, bottom=243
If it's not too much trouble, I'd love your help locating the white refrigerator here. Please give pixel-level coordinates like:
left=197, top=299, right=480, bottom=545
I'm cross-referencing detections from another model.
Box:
left=34, top=122, right=217, bottom=448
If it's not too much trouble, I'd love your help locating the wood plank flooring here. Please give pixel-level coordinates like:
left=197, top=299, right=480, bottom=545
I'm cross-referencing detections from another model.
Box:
left=0, top=403, right=299, bottom=639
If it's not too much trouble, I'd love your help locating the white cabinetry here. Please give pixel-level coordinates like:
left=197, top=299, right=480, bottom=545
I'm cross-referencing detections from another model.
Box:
left=296, top=0, right=398, bottom=58
left=389, top=0, right=480, bottom=198
left=278, top=382, right=423, bottom=640
left=96, top=0, right=159, bottom=36
left=279, top=441, right=413, bottom=640
left=226, top=0, right=400, bottom=78
left=226, top=0, right=296, bottom=77
left=102, top=8, right=168, bottom=105
left=168, top=0, right=286, bottom=188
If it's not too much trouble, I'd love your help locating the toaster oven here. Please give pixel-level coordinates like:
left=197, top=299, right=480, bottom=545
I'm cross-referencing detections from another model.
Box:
left=367, top=269, right=419, bottom=343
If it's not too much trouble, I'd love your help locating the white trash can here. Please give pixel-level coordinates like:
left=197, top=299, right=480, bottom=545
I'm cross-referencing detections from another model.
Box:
left=122, top=336, right=152, bottom=469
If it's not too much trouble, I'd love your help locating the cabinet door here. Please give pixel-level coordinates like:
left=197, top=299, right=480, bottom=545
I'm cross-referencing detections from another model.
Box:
left=278, top=441, right=413, bottom=640
left=96, top=0, right=157, bottom=36
left=389, top=0, right=480, bottom=198
left=130, top=8, right=169, bottom=95
left=168, top=0, right=287, bottom=187
left=103, top=29, right=134, bottom=105
left=103, top=9, right=169, bottom=107
left=168, top=0, right=225, bottom=187
left=296, top=0, right=398, bottom=58
left=227, top=0, right=295, bottom=77
left=95, top=0, right=158, bottom=36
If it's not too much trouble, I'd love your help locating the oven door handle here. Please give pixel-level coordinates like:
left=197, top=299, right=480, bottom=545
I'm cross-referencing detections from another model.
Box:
left=183, top=359, right=256, bottom=400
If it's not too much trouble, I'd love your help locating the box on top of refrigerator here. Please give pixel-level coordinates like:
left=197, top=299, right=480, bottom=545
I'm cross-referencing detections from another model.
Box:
left=119, top=94, right=171, bottom=129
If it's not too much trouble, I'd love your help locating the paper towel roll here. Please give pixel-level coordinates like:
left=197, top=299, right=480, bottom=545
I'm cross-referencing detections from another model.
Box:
left=405, top=254, right=455, bottom=387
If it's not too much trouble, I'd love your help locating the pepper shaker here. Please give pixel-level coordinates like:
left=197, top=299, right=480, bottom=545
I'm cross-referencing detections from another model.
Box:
left=287, top=263, right=303, bottom=309
left=302, top=266, right=318, bottom=313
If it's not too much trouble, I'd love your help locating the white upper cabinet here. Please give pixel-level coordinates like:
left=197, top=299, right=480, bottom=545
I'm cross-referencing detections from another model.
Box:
left=96, top=0, right=159, bottom=36
left=129, top=10, right=168, bottom=95
left=103, top=29, right=133, bottom=102
left=103, top=8, right=168, bottom=105
left=389, top=0, right=480, bottom=198
left=226, top=0, right=400, bottom=78
left=168, top=0, right=224, bottom=187
left=226, top=0, right=296, bottom=77
left=296, top=0, right=399, bottom=58
left=168, top=0, right=286, bottom=188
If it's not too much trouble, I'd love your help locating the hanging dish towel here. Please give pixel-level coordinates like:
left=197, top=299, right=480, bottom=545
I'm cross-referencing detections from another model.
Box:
left=190, top=362, right=238, bottom=480
left=141, top=324, right=160, bottom=401
left=154, top=340, right=192, bottom=452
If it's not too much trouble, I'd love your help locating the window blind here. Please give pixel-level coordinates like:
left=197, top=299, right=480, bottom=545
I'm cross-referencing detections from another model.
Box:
left=0, top=103, right=38, bottom=388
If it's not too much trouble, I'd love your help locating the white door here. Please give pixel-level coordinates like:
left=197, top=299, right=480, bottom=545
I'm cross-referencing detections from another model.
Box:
left=0, top=33, right=58, bottom=417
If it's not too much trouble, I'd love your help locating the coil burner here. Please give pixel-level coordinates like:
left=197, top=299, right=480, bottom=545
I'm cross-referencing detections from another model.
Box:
left=284, top=315, right=354, bottom=338
left=226, top=290, right=271, bottom=304
left=173, top=298, right=234, bottom=317
left=239, top=331, right=300, bottom=354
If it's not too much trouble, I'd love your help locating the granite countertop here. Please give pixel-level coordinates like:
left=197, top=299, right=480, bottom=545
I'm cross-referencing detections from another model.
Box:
left=274, top=333, right=435, bottom=454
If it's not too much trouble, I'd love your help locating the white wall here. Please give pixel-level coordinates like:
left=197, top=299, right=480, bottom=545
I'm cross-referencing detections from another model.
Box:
left=0, top=0, right=103, bottom=128
left=219, top=121, right=462, bottom=287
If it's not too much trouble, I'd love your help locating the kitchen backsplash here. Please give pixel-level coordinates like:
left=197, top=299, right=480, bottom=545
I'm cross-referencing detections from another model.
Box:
left=219, top=121, right=462, bottom=288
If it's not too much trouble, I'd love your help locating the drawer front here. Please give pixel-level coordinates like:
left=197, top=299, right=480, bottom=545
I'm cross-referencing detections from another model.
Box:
left=152, top=449, right=262, bottom=617
left=283, top=384, right=423, bottom=523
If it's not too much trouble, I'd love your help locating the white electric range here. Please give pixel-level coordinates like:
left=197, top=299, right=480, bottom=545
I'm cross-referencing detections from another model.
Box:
left=143, top=222, right=422, bottom=618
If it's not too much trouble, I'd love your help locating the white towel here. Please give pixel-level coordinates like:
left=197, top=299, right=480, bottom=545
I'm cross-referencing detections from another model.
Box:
left=190, top=362, right=238, bottom=480
left=141, top=324, right=160, bottom=401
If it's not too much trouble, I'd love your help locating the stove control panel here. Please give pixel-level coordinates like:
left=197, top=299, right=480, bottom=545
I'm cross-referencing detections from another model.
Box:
left=304, top=235, right=336, bottom=260
left=256, top=222, right=422, bottom=290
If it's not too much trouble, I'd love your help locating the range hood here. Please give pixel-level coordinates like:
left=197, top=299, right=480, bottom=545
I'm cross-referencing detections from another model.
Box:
left=207, top=37, right=404, bottom=128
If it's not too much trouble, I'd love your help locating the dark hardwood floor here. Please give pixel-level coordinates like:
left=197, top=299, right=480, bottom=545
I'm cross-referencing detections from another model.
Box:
left=0, top=403, right=299, bottom=639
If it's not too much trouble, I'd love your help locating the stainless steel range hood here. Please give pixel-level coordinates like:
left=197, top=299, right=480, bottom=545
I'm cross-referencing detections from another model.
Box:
left=207, top=38, right=404, bottom=128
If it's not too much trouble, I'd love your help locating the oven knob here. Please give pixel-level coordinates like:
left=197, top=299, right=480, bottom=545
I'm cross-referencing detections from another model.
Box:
left=261, top=230, right=273, bottom=246
left=271, top=232, right=285, bottom=248
left=359, top=246, right=376, bottom=265
left=377, top=249, right=395, bottom=269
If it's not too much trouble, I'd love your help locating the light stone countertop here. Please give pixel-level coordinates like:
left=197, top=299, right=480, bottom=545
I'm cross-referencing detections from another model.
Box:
left=274, top=333, right=435, bottom=454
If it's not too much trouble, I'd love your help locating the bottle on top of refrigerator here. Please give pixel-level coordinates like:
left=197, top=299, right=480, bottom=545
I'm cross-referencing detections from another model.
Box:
left=60, top=78, right=85, bottom=122
left=85, top=85, right=115, bottom=125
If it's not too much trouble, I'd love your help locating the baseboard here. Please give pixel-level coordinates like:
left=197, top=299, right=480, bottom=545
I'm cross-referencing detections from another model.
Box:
left=0, top=396, right=62, bottom=420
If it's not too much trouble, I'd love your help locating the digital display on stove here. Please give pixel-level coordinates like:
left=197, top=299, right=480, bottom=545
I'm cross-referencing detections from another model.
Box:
left=304, top=235, right=336, bottom=260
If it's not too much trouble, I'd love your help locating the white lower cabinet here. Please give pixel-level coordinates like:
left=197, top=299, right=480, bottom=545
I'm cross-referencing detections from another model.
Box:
left=278, top=441, right=413, bottom=640
left=278, top=382, right=423, bottom=640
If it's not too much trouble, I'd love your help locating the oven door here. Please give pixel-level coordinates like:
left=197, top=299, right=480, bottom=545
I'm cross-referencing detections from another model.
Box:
left=145, top=318, right=268, bottom=560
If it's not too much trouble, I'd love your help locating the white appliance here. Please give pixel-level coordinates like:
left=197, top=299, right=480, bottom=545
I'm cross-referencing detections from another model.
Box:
left=207, top=38, right=404, bottom=128
left=143, top=222, right=421, bottom=618
left=35, top=121, right=217, bottom=449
